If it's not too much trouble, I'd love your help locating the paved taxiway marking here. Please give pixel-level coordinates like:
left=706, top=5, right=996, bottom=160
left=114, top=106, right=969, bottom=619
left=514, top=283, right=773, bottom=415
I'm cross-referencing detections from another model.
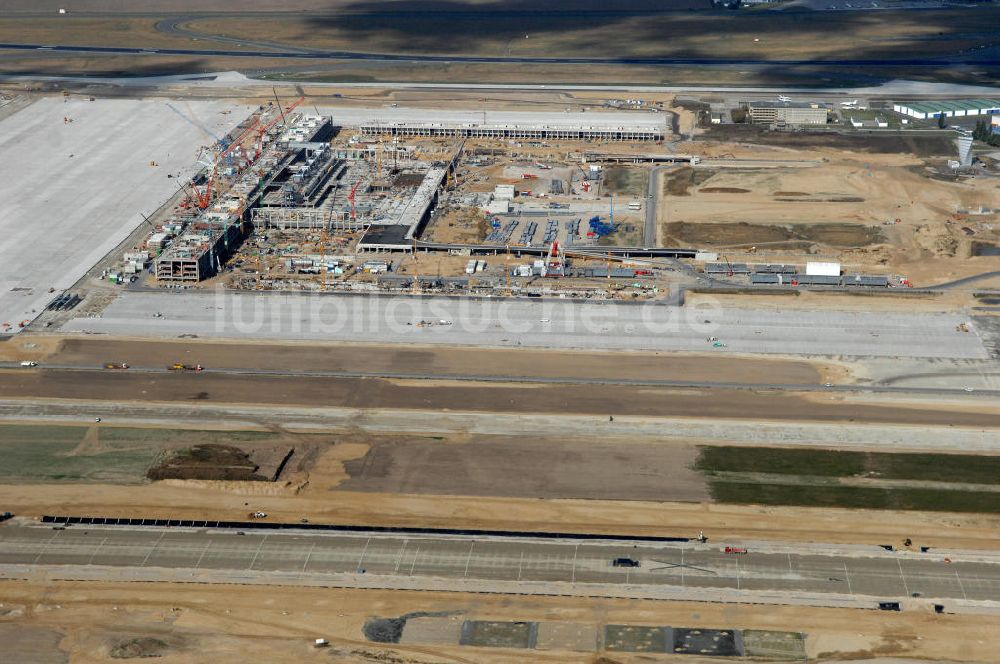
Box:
left=464, top=541, right=475, bottom=578
left=844, top=563, right=854, bottom=596
left=409, top=546, right=420, bottom=576
left=955, top=569, right=968, bottom=601
left=356, top=536, right=371, bottom=573
left=195, top=540, right=212, bottom=569
left=897, top=558, right=910, bottom=597
left=140, top=531, right=166, bottom=567
left=392, top=539, right=407, bottom=573
left=87, top=538, right=108, bottom=566
left=32, top=531, right=60, bottom=565
left=302, top=542, right=316, bottom=572
left=248, top=534, right=269, bottom=571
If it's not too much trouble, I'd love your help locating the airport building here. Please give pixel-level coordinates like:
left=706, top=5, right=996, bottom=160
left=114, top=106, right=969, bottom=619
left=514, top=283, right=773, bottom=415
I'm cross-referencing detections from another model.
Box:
left=744, top=101, right=827, bottom=127
left=360, top=121, right=665, bottom=142
left=892, top=99, right=1000, bottom=120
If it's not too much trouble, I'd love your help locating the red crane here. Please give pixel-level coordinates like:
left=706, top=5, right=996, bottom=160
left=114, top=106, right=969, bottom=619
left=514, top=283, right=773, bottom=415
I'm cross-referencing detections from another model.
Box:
left=254, top=95, right=305, bottom=155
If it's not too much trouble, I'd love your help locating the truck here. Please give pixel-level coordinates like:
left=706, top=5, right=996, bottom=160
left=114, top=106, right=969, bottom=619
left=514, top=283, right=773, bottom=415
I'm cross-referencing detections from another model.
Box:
left=612, top=557, right=641, bottom=568
left=104, top=362, right=130, bottom=370
left=628, top=201, right=643, bottom=211
left=19, top=361, right=37, bottom=367
left=168, top=363, right=203, bottom=372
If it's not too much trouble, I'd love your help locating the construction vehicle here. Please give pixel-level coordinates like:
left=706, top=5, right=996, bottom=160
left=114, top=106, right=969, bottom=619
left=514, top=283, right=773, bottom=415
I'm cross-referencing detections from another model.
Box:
left=612, top=557, right=640, bottom=568
left=104, top=362, right=130, bottom=370
left=168, top=363, right=203, bottom=372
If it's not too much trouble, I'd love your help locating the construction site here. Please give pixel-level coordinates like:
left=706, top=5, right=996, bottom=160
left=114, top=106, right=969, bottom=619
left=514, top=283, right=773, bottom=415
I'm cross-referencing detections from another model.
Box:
left=48, top=90, right=993, bottom=311
left=2, top=75, right=1000, bottom=664
left=83, top=101, right=691, bottom=301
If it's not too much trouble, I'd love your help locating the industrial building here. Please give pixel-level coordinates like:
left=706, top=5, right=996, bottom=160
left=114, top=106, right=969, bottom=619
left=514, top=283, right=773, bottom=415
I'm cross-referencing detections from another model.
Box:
left=892, top=99, right=1000, bottom=120
left=360, top=121, right=664, bottom=142
left=156, top=114, right=335, bottom=282
left=744, top=101, right=828, bottom=127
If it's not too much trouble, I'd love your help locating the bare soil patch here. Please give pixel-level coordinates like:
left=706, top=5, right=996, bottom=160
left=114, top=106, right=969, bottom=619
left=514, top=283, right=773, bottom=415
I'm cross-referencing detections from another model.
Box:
left=701, top=127, right=956, bottom=157
left=699, top=187, right=749, bottom=194
left=665, top=221, right=884, bottom=249
left=662, top=166, right=714, bottom=196
left=146, top=443, right=293, bottom=482
left=109, top=637, right=169, bottom=659
left=602, top=167, right=648, bottom=197
left=340, top=435, right=709, bottom=502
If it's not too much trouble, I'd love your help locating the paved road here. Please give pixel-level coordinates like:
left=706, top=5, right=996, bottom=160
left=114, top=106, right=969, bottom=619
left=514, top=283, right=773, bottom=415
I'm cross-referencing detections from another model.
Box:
left=0, top=521, right=997, bottom=609
left=643, top=164, right=670, bottom=247
left=931, top=271, right=1000, bottom=290
left=59, top=291, right=989, bottom=359
left=4, top=42, right=1000, bottom=67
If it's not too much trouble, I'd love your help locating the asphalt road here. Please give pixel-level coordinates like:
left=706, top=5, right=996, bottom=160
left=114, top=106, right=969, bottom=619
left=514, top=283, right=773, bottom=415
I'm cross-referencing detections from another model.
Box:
left=4, top=42, right=1000, bottom=67
left=0, top=521, right=996, bottom=608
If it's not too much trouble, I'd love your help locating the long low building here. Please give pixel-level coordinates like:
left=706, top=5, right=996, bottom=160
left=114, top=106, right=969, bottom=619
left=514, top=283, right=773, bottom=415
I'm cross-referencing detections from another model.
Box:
left=893, top=99, right=1000, bottom=119
left=361, top=121, right=664, bottom=141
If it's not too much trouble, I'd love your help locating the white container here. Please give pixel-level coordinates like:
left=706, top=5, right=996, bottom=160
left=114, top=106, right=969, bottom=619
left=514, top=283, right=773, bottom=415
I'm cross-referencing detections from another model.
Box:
left=806, top=261, right=841, bottom=277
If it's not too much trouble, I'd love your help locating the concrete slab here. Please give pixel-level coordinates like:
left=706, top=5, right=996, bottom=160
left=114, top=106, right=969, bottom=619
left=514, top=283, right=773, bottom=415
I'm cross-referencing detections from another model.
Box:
left=535, top=622, right=598, bottom=652
left=0, top=97, right=247, bottom=330
left=61, top=291, right=987, bottom=359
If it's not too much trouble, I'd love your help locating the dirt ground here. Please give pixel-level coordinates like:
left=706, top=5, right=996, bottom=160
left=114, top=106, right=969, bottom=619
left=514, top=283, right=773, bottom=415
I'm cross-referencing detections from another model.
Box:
left=659, top=147, right=1000, bottom=284
left=2, top=579, right=999, bottom=663
left=5, top=428, right=1000, bottom=551
left=2, top=370, right=997, bottom=428
left=340, top=435, right=709, bottom=503
left=12, top=336, right=835, bottom=385
left=661, top=149, right=1000, bottom=283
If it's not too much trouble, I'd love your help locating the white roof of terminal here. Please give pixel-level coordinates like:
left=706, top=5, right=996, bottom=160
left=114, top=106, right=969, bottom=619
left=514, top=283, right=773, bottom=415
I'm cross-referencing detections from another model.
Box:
left=319, top=106, right=667, bottom=131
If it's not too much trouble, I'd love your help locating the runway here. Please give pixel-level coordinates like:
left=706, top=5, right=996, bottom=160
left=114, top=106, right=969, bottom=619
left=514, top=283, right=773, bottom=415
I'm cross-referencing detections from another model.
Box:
left=1, top=520, right=998, bottom=610
left=58, top=291, right=988, bottom=359
left=3, top=42, right=999, bottom=67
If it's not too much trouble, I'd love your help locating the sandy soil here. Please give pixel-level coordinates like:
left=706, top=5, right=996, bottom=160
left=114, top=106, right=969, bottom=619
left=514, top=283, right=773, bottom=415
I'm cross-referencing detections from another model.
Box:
left=338, top=435, right=710, bottom=502
left=2, top=370, right=998, bottom=429
left=5, top=463, right=1000, bottom=551
left=660, top=147, right=1000, bottom=285
left=31, top=336, right=834, bottom=384
left=1, top=578, right=999, bottom=663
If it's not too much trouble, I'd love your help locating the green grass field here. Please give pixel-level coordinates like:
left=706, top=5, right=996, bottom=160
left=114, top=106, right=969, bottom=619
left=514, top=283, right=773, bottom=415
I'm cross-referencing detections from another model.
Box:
left=696, top=446, right=1000, bottom=513
left=0, top=424, right=294, bottom=484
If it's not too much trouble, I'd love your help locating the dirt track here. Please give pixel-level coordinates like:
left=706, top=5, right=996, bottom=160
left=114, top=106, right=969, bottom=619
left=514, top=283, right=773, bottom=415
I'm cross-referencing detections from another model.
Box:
left=1, top=369, right=997, bottom=427
left=44, top=337, right=830, bottom=384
